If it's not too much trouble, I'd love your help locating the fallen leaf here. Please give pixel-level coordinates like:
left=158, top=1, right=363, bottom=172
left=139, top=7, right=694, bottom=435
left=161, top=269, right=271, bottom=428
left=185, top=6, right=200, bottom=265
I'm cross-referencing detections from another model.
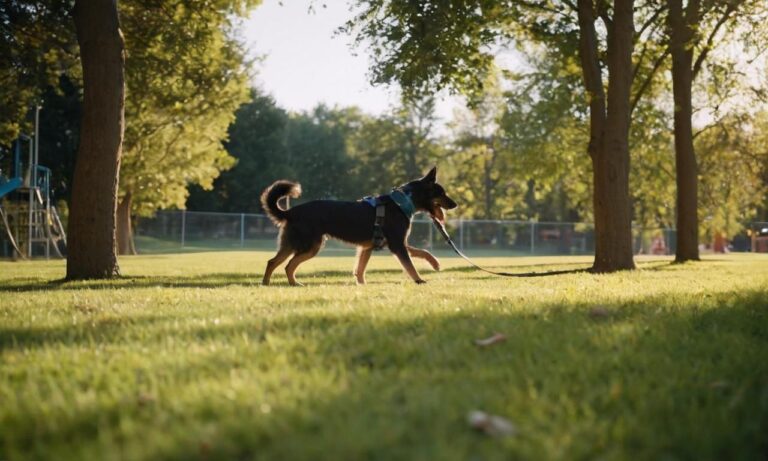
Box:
left=588, top=306, right=611, bottom=319
left=474, top=333, right=506, bottom=347
left=467, top=410, right=517, bottom=437
left=137, top=393, right=155, bottom=406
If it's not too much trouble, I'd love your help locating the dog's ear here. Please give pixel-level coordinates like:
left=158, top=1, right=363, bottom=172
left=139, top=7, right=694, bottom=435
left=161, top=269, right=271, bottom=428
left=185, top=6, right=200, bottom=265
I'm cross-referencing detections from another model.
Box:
left=422, top=166, right=437, bottom=183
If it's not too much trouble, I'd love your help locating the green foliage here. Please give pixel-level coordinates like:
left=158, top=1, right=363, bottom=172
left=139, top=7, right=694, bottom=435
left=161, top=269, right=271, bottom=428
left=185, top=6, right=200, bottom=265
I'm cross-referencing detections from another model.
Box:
left=2, top=252, right=768, bottom=460
left=1, top=1, right=261, bottom=217
left=187, top=92, right=290, bottom=212
left=187, top=93, right=361, bottom=212
left=118, top=0, right=258, bottom=216
left=345, top=95, right=445, bottom=194
left=696, top=112, right=768, bottom=238
left=0, top=1, right=77, bottom=144
left=629, top=102, right=677, bottom=228
left=441, top=53, right=590, bottom=221
left=344, top=1, right=512, bottom=98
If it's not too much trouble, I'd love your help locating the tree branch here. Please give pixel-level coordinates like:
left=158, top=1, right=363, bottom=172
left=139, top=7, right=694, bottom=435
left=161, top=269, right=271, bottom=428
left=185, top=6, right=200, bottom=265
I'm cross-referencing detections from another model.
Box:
left=636, top=3, right=668, bottom=39
left=629, top=46, right=670, bottom=117
left=692, top=0, right=744, bottom=79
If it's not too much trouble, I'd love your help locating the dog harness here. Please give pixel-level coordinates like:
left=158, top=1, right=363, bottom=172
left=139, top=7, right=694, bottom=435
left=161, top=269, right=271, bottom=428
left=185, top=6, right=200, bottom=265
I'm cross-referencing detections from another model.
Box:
left=360, top=188, right=415, bottom=251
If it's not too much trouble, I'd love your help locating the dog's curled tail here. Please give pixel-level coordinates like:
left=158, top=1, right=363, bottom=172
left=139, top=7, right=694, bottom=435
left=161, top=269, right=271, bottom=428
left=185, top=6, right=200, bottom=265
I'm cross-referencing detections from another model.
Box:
left=261, top=180, right=302, bottom=225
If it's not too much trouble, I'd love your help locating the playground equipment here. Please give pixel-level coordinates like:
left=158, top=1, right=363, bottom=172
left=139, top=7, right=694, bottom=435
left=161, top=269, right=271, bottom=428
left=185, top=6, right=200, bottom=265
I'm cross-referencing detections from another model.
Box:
left=0, top=109, right=67, bottom=259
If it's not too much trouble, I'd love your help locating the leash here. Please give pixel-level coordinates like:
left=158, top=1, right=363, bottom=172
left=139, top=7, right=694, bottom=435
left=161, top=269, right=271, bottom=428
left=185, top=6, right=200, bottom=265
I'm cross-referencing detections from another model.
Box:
left=431, top=218, right=520, bottom=277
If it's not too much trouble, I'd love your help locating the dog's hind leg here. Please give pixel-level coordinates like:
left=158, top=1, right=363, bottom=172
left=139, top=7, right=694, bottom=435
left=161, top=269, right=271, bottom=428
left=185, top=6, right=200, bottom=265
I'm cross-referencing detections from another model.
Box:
left=285, top=242, right=322, bottom=286
left=407, top=246, right=440, bottom=271
left=263, top=246, right=293, bottom=286
left=354, top=246, right=373, bottom=284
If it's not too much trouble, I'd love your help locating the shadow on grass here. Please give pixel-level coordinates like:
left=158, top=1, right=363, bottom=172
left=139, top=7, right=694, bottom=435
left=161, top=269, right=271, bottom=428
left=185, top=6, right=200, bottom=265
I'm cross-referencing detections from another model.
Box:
left=3, top=288, right=766, bottom=460
left=160, top=289, right=768, bottom=461
left=0, top=258, right=632, bottom=293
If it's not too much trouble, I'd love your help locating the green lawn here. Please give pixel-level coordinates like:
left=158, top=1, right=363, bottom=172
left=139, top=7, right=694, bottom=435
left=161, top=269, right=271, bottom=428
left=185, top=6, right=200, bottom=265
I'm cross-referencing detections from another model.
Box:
left=1, top=252, right=767, bottom=460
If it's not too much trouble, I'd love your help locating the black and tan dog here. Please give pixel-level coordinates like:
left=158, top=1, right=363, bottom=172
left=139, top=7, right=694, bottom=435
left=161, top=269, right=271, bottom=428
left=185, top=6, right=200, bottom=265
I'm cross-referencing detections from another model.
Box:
left=261, top=167, right=458, bottom=286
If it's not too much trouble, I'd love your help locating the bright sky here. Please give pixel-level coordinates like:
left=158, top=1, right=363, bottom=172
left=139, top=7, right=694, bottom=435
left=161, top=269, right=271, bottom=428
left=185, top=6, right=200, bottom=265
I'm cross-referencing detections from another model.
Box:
left=243, top=2, right=766, bottom=130
left=242, top=0, right=461, bottom=122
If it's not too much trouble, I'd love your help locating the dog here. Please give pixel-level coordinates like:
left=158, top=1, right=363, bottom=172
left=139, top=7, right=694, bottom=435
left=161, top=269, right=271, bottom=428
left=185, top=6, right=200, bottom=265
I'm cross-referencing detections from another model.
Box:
left=260, top=167, right=458, bottom=286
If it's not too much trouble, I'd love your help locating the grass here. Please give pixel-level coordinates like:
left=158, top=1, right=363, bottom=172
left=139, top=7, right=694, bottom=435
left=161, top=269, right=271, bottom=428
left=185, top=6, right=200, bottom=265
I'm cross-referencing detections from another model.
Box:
left=1, top=251, right=767, bottom=461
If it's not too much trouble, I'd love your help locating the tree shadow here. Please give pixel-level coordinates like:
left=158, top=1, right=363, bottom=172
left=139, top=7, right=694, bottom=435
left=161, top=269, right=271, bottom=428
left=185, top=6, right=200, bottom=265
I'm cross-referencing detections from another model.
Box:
left=158, top=288, right=768, bottom=460
left=3, top=288, right=767, bottom=460
left=0, top=262, right=592, bottom=292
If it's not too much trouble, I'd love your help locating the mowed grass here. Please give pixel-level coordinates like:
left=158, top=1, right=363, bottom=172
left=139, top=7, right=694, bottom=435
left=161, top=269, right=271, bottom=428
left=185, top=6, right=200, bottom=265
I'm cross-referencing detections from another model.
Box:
left=1, top=251, right=767, bottom=461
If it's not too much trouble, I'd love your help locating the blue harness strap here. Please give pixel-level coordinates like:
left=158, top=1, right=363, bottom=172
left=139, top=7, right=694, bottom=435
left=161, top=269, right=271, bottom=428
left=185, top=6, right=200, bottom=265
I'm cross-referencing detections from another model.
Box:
left=360, top=188, right=415, bottom=251
left=389, top=189, right=415, bottom=219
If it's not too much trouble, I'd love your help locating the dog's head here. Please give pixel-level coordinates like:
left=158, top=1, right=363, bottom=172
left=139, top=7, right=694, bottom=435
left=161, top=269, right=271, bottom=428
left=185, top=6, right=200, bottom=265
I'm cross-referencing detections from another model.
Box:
left=401, top=166, right=458, bottom=224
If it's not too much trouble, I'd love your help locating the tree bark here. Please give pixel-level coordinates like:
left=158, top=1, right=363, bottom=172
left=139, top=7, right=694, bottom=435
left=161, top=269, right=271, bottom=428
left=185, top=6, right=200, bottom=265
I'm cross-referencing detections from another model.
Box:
left=669, top=0, right=701, bottom=262
left=116, top=192, right=137, bottom=255
left=66, top=0, right=125, bottom=279
left=577, top=0, right=637, bottom=272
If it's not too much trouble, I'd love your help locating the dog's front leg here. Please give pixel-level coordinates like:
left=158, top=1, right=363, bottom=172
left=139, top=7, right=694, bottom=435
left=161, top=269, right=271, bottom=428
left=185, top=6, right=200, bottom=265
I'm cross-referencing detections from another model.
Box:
left=390, top=242, right=426, bottom=284
left=354, top=246, right=373, bottom=284
left=407, top=246, right=440, bottom=271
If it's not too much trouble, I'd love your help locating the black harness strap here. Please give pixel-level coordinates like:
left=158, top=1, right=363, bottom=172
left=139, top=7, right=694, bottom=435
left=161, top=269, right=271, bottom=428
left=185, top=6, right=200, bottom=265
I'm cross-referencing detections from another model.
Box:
left=372, top=202, right=386, bottom=250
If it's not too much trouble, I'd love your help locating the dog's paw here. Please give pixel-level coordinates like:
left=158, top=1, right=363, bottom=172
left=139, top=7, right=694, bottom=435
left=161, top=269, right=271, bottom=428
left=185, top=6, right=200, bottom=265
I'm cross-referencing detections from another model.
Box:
left=415, top=279, right=427, bottom=284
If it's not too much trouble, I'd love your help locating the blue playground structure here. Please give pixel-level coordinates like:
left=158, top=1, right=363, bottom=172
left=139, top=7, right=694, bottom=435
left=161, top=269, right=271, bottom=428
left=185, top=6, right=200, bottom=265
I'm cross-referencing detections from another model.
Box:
left=0, top=125, right=67, bottom=259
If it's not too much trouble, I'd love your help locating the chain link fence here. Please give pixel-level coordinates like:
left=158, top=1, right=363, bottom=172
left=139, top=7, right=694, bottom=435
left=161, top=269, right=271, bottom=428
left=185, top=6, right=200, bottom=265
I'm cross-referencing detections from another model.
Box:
left=135, top=210, right=683, bottom=256
left=750, top=222, right=768, bottom=253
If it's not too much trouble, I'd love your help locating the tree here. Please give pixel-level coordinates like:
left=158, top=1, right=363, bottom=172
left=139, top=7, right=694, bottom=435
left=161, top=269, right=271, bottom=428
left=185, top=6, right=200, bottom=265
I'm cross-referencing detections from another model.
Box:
left=115, top=0, right=256, bottom=254
left=66, top=0, right=125, bottom=279
left=345, top=0, right=641, bottom=271
left=187, top=94, right=361, bottom=212
left=667, top=0, right=701, bottom=262
left=345, top=99, right=444, bottom=194
left=0, top=1, right=76, bottom=145
left=666, top=0, right=750, bottom=262
left=3, top=1, right=261, bottom=255
left=696, top=112, right=768, bottom=240
left=449, top=73, right=509, bottom=219
left=187, top=92, right=290, bottom=212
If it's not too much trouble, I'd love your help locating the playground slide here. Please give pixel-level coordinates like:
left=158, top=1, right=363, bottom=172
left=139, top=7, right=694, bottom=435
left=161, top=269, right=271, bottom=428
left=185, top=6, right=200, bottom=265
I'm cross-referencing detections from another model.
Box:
left=0, top=177, right=24, bottom=258
left=0, top=177, right=23, bottom=199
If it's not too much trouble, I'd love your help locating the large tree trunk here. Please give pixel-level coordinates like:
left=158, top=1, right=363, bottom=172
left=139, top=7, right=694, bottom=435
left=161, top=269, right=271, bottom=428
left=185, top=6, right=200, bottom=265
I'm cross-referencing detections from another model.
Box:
left=669, top=0, right=701, bottom=262
left=116, top=192, right=137, bottom=255
left=66, top=0, right=125, bottom=279
left=577, top=0, right=636, bottom=273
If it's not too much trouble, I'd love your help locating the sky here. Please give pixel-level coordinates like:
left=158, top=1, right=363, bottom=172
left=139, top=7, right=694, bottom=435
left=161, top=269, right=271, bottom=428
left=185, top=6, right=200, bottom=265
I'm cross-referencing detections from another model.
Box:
left=242, top=0, right=461, bottom=122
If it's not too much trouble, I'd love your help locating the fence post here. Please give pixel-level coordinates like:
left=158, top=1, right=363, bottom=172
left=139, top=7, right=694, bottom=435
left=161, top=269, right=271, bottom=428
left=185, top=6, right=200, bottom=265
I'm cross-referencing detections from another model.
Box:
left=428, top=219, right=433, bottom=251
left=240, top=213, right=245, bottom=248
left=751, top=224, right=756, bottom=253
left=181, top=210, right=186, bottom=248
left=530, top=219, right=535, bottom=255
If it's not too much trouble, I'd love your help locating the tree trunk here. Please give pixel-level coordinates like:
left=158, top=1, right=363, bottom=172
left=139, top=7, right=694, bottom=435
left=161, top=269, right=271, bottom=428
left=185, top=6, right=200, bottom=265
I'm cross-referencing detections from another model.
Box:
left=577, top=0, right=637, bottom=272
left=669, top=0, right=701, bottom=262
left=66, top=0, right=125, bottom=279
left=116, top=192, right=137, bottom=255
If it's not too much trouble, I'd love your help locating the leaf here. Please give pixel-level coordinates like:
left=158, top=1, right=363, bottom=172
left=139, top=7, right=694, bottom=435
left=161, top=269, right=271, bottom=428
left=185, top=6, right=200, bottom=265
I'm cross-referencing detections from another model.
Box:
left=474, top=333, right=506, bottom=347
left=467, top=411, right=517, bottom=437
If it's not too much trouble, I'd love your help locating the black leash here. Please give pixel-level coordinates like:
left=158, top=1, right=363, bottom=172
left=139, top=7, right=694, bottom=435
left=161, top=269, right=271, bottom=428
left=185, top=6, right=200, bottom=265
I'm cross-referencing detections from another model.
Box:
left=431, top=218, right=520, bottom=277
